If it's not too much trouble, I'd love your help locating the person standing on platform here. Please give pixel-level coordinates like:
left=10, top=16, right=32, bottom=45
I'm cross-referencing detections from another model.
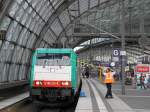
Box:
left=85, top=65, right=89, bottom=78
left=104, top=68, right=114, bottom=98
left=140, top=74, right=146, bottom=89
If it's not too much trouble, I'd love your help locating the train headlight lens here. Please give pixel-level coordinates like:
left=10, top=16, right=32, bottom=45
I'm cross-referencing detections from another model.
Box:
left=65, top=82, right=69, bottom=85
left=36, top=81, right=40, bottom=85
left=61, top=81, right=70, bottom=86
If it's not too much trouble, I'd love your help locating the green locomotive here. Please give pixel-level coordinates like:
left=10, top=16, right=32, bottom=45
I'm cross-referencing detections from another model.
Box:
left=30, top=48, right=81, bottom=108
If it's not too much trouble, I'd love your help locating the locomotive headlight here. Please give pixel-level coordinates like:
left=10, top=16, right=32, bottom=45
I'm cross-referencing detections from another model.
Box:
left=65, top=81, right=69, bottom=85
left=62, top=81, right=70, bottom=86
left=36, top=81, right=40, bottom=85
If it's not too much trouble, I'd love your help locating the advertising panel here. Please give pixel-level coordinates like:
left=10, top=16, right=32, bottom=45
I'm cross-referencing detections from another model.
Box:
left=135, top=64, right=150, bottom=89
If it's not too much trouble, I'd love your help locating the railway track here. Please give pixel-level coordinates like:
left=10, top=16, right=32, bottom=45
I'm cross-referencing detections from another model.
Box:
left=0, top=80, right=81, bottom=112
left=0, top=79, right=81, bottom=112
left=0, top=97, right=78, bottom=112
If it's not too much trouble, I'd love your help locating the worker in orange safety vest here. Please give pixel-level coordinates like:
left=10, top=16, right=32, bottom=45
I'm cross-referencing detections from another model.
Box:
left=104, top=68, right=114, bottom=98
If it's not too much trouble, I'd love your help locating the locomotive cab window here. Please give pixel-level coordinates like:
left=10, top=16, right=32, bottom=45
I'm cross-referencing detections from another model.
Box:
left=36, top=53, right=71, bottom=66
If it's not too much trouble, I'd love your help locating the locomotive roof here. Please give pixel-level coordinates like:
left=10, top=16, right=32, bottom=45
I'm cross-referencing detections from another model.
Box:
left=35, top=48, right=75, bottom=54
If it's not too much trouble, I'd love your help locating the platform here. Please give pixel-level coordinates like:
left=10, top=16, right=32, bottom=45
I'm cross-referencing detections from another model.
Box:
left=0, top=92, right=29, bottom=110
left=0, top=80, right=28, bottom=90
left=75, top=79, right=108, bottom=112
left=75, top=78, right=135, bottom=112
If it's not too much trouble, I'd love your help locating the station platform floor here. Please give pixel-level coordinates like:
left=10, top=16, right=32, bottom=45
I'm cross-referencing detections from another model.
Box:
left=0, top=92, right=29, bottom=110
left=76, top=78, right=150, bottom=112
left=112, top=81, right=150, bottom=112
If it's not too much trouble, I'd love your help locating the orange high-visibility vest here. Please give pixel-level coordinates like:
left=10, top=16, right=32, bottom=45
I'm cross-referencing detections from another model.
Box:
left=104, top=72, right=114, bottom=83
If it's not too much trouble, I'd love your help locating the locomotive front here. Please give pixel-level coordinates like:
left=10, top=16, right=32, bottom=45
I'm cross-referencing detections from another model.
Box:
left=30, top=48, right=79, bottom=106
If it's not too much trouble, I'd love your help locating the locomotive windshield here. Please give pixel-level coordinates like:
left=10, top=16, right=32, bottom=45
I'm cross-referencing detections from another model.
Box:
left=36, top=53, right=71, bottom=66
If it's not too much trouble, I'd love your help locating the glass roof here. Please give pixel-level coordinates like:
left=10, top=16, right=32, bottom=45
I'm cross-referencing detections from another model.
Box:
left=0, top=0, right=150, bottom=82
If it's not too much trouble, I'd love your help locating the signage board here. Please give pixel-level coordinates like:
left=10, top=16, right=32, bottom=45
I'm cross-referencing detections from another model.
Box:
left=135, top=64, right=150, bottom=89
left=113, top=49, right=120, bottom=56
left=135, top=65, right=150, bottom=72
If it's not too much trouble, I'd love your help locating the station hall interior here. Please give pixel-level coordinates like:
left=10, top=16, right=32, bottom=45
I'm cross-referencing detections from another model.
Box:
left=0, top=0, right=150, bottom=112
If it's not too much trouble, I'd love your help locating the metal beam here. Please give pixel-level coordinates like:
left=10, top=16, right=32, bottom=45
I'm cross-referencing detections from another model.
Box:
left=120, top=0, right=126, bottom=95
left=72, top=32, right=145, bottom=38
left=74, top=37, right=139, bottom=49
left=81, top=22, right=121, bottom=40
